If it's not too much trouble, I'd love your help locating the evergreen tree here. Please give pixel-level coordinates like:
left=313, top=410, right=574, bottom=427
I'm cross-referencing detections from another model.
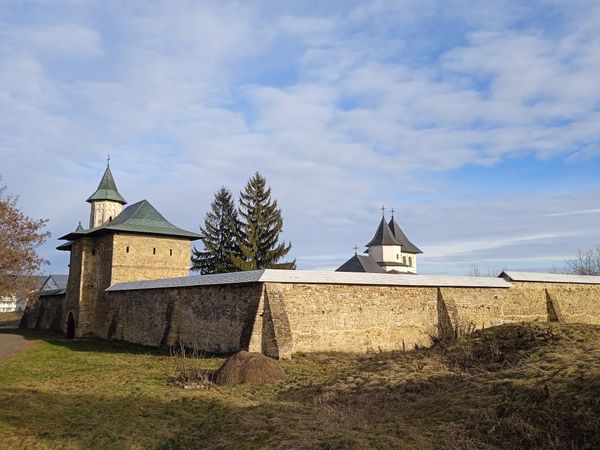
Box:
left=191, top=187, right=241, bottom=274
left=231, top=172, right=296, bottom=270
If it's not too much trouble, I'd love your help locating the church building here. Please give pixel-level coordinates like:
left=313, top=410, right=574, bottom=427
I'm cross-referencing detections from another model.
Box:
left=56, top=164, right=200, bottom=338
left=336, top=212, right=422, bottom=274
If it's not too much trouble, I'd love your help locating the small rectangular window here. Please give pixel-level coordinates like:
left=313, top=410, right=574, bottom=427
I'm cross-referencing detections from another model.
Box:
left=91, top=250, right=96, bottom=256
left=126, top=246, right=129, bottom=253
left=153, top=248, right=156, bottom=255
left=169, top=249, right=173, bottom=256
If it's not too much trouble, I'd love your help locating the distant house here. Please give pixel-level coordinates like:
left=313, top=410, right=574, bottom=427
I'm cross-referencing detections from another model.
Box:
left=337, top=213, right=423, bottom=274
left=0, top=275, right=47, bottom=312
left=39, top=274, right=69, bottom=296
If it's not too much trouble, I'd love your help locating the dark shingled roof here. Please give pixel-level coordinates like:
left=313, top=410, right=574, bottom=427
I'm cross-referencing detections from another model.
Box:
left=57, top=223, right=84, bottom=251
left=336, top=254, right=386, bottom=273
left=388, top=216, right=422, bottom=254
left=86, top=166, right=127, bottom=204
left=365, top=217, right=402, bottom=247
left=59, top=200, right=201, bottom=241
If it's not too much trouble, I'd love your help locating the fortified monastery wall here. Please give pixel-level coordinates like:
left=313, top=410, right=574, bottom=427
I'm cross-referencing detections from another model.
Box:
left=31, top=270, right=600, bottom=359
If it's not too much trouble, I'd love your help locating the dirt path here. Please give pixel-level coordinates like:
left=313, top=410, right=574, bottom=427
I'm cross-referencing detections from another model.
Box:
left=0, top=331, right=29, bottom=359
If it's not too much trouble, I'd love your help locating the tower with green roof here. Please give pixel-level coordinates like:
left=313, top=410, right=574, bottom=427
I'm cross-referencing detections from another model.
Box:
left=87, top=163, right=128, bottom=228
left=57, top=164, right=200, bottom=338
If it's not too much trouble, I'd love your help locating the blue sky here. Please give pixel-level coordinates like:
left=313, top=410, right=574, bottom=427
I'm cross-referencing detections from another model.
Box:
left=1, top=0, right=599, bottom=275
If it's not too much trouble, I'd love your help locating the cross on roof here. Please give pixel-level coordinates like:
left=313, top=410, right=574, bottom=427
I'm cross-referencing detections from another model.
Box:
left=381, top=205, right=386, bottom=216
left=107, top=154, right=111, bottom=167
left=390, top=208, right=395, bottom=217
left=353, top=245, right=359, bottom=255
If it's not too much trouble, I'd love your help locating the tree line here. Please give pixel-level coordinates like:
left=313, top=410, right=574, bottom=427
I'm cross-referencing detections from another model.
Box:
left=191, top=172, right=295, bottom=274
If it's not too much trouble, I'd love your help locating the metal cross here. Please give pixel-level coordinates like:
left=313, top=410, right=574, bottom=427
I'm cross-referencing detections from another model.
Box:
left=390, top=208, right=395, bottom=217
left=107, top=154, right=111, bottom=167
left=381, top=205, right=386, bottom=216
left=353, top=245, right=359, bottom=255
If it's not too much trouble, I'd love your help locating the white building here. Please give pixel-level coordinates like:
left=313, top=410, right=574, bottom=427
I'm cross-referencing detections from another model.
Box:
left=336, top=213, right=423, bottom=274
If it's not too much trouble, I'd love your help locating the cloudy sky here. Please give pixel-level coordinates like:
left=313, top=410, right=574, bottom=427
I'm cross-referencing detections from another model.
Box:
left=1, top=0, right=600, bottom=276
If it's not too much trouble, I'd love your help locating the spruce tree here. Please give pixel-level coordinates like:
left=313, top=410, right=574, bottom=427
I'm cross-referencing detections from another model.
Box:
left=231, top=172, right=296, bottom=270
left=191, top=187, right=241, bottom=274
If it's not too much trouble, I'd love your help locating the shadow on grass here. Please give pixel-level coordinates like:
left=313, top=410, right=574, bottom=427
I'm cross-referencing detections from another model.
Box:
left=0, top=328, right=168, bottom=356
left=0, top=386, right=245, bottom=449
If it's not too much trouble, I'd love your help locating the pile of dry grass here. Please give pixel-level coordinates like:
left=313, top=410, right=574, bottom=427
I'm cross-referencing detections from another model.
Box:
left=213, top=351, right=286, bottom=386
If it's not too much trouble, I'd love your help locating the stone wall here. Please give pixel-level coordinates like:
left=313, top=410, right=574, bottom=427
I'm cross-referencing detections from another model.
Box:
left=265, top=283, right=438, bottom=354
left=35, top=294, right=65, bottom=331
left=31, top=275, right=600, bottom=359
left=110, top=234, right=191, bottom=285
left=513, top=281, right=600, bottom=325
left=103, top=283, right=264, bottom=353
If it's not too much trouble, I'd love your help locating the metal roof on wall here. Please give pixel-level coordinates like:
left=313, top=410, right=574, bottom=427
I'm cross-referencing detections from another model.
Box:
left=107, top=269, right=513, bottom=292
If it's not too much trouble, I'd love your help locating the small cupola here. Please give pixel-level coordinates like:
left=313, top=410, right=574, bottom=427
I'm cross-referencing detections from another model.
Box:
left=87, top=161, right=127, bottom=228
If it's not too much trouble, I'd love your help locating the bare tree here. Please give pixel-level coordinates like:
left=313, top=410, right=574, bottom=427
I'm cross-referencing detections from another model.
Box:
left=566, top=247, right=600, bottom=275
left=0, top=180, right=50, bottom=303
left=466, top=263, right=504, bottom=278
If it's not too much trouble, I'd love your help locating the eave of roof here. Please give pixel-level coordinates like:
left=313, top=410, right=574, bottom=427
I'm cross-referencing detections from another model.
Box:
left=59, top=200, right=201, bottom=241
left=388, top=217, right=423, bottom=254
left=107, top=269, right=513, bottom=291
left=335, top=254, right=386, bottom=273
left=500, top=271, right=600, bottom=285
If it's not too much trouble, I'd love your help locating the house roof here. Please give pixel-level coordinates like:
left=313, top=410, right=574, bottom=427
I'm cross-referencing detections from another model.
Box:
left=336, top=254, right=386, bottom=273
left=388, top=216, right=422, bottom=254
left=107, top=269, right=513, bottom=291
left=86, top=166, right=127, bottom=205
left=59, top=200, right=201, bottom=241
left=40, top=274, right=68, bottom=291
left=500, top=271, right=600, bottom=285
left=365, top=217, right=402, bottom=247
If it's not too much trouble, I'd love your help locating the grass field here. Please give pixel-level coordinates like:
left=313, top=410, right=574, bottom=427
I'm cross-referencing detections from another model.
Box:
left=1, top=323, right=599, bottom=449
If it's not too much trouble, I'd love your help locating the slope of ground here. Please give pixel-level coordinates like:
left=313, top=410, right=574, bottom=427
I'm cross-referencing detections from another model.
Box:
left=0, top=323, right=599, bottom=449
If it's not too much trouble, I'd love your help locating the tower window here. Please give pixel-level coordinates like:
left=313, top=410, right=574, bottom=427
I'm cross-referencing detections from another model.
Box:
left=169, top=249, right=173, bottom=256
left=126, top=246, right=129, bottom=253
left=92, top=250, right=96, bottom=256
left=153, top=248, right=156, bottom=255
left=109, top=216, right=113, bottom=222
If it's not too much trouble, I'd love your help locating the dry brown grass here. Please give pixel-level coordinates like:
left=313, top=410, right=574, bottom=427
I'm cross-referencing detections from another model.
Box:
left=1, top=323, right=600, bottom=449
left=0, top=311, right=22, bottom=327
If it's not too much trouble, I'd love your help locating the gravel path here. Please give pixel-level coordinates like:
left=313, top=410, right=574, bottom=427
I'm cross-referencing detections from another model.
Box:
left=0, top=331, right=28, bottom=359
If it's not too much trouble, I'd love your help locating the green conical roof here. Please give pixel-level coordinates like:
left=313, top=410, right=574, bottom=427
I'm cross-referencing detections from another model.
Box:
left=86, top=166, right=127, bottom=204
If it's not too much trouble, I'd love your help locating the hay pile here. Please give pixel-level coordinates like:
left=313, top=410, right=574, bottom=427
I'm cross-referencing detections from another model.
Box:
left=213, top=351, right=286, bottom=386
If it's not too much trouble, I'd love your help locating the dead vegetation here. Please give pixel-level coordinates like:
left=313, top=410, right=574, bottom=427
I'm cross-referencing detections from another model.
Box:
left=2, top=323, right=600, bottom=449
left=212, top=351, right=287, bottom=386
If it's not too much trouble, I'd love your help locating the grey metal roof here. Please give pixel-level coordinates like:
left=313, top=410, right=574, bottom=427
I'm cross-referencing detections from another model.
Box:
left=336, top=254, right=386, bottom=273
left=59, top=200, right=201, bottom=241
left=39, top=288, right=66, bottom=296
left=86, top=166, right=127, bottom=204
left=500, top=271, right=600, bottom=285
left=365, top=217, right=402, bottom=247
left=39, top=274, right=68, bottom=291
left=107, top=269, right=512, bottom=291
left=389, top=217, right=422, bottom=254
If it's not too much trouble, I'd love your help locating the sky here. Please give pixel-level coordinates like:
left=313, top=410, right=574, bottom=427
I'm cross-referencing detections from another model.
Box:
left=1, top=0, right=599, bottom=276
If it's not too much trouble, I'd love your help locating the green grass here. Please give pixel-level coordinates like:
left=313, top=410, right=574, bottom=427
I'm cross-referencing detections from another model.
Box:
left=1, top=323, right=600, bottom=449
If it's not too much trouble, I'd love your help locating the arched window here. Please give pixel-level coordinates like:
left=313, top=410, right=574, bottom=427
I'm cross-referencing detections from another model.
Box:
left=409, top=256, right=413, bottom=266
left=402, top=256, right=407, bottom=265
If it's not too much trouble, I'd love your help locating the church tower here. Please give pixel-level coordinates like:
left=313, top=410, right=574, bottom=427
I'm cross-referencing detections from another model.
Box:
left=86, top=163, right=127, bottom=228
left=58, top=164, right=200, bottom=338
